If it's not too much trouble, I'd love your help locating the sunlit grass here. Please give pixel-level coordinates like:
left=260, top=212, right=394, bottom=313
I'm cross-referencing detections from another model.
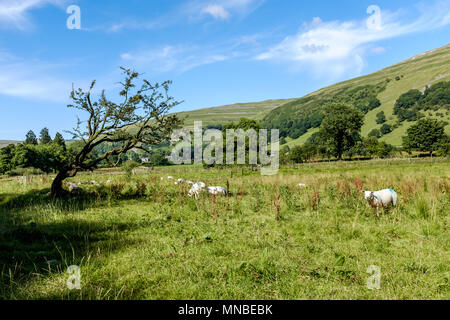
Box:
left=0, top=158, right=449, bottom=299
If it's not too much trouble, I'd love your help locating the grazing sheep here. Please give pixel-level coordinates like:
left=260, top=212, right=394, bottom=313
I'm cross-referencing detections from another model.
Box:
left=206, top=186, right=227, bottom=195
left=188, top=183, right=206, bottom=199
left=363, top=189, right=398, bottom=215
left=167, top=176, right=174, bottom=180
left=68, top=182, right=81, bottom=192
left=194, top=182, right=206, bottom=189
left=175, top=178, right=185, bottom=184
left=185, top=180, right=194, bottom=185
left=297, top=183, right=307, bottom=188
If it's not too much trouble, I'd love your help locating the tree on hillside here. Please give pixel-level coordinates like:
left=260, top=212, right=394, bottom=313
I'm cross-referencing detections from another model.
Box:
left=380, top=123, right=392, bottom=135
left=25, top=130, right=38, bottom=145
left=368, top=129, right=381, bottom=139
left=403, top=118, right=446, bottom=156
left=319, top=103, right=364, bottom=160
left=54, top=132, right=66, bottom=150
left=376, top=111, right=387, bottom=124
left=39, top=127, right=52, bottom=144
left=393, top=89, right=422, bottom=121
left=50, top=67, right=182, bottom=197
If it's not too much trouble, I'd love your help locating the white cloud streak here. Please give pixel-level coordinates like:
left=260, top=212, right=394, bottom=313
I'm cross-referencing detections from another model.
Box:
left=0, top=0, right=67, bottom=29
left=120, top=45, right=233, bottom=73
left=256, top=1, right=450, bottom=78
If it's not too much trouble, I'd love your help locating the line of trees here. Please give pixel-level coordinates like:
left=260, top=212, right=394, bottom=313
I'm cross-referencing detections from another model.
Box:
left=280, top=103, right=449, bottom=164
left=0, top=129, right=67, bottom=175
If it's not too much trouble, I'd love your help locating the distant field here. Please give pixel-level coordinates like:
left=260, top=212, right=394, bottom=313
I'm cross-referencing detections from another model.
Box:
left=1, top=158, right=448, bottom=299
left=0, top=140, right=20, bottom=149
left=175, top=99, right=295, bottom=129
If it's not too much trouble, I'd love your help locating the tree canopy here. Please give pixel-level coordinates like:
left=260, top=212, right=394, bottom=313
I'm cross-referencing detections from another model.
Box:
left=403, top=118, right=447, bottom=155
left=50, top=67, right=182, bottom=197
left=319, top=103, right=364, bottom=160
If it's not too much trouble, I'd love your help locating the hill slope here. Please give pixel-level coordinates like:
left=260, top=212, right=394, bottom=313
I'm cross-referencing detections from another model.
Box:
left=0, top=140, right=20, bottom=149
left=263, top=44, right=450, bottom=146
left=175, top=99, right=295, bottom=129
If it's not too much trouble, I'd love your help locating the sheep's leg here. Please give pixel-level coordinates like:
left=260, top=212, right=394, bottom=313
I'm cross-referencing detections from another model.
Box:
left=376, top=207, right=380, bottom=217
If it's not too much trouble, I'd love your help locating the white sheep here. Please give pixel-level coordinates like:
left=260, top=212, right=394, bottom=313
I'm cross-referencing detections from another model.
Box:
left=297, top=183, right=307, bottom=188
left=206, top=186, right=227, bottom=196
left=363, top=189, right=398, bottom=215
left=188, top=182, right=206, bottom=199
left=167, top=176, right=174, bottom=180
left=68, top=182, right=81, bottom=192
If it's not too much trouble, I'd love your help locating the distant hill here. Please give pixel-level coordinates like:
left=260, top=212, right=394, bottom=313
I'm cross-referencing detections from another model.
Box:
left=173, top=44, right=449, bottom=147
left=263, top=44, right=450, bottom=146
left=174, top=99, right=295, bottom=129
left=0, top=140, right=21, bottom=149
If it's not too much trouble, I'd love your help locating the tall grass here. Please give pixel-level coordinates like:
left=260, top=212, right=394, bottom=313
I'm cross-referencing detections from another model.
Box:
left=0, top=158, right=448, bottom=299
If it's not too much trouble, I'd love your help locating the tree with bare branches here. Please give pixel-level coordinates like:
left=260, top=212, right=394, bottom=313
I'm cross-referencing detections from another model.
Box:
left=51, top=68, right=182, bottom=197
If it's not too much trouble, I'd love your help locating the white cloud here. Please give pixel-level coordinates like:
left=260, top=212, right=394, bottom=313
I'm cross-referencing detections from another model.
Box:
left=0, top=0, right=67, bottom=29
left=371, top=46, right=387, bottom=55
left=202, top=4, right=230, bottom=20
left=0, top=52, right=74, bottom=101
left=256, top=1, right=450, bottom=78
left=186, top=0, right=264, bottom=21
left=120, top=45, right=231, bottom=73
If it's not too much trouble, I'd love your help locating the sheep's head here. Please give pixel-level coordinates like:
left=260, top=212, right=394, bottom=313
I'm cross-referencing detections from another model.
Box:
left=363, top=191, right=377, bottom=201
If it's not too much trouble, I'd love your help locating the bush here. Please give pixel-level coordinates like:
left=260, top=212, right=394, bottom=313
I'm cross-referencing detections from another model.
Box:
left=122, top=160, right=140, bottom=178
left=8, top=167, right=45, bottom=177
left=380, top=124, right=392, bottom=135
left=368, top=129, right=381, bottom=138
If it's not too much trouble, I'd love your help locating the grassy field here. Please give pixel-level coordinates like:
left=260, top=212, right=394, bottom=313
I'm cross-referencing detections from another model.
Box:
left=0, top=159, right=449, bottom=300
left=175, top=99, right=295, bottom=129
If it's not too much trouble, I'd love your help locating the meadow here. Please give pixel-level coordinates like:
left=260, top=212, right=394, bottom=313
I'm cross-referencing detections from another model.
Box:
left=0, top=158, right=449, bottom=300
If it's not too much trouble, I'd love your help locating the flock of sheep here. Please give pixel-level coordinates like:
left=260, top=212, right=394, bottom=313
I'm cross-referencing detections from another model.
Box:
left=164, top=176, right=399, bottom=213
left=66, top=175, right=399, bottom=215
left=164, top=176, right=227, bottom=199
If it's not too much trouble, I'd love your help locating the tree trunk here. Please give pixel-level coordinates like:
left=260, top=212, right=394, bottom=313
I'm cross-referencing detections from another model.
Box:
left=51, top=170, right=68, bottom=198
left=50, top=165, right=78, bottom=198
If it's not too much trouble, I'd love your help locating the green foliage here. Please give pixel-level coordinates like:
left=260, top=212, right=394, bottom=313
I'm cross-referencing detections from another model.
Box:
left=223, top=118, right=262, bottom=131
left=24, top=130, right=38, bottom=145
left=319, top=104, right=364, bottom=160
left=0, top=142, right=67, bottom=175
left=376, top=111, right=387, bottom=124
left=368, top=129, right=381, bottom=138
left=122, top=160, right=140, bottom=178
left=394, top=89, right=422, bottom=122
left=394, top=82, right=450, bottom=122
left=0, top=144, right=16, bottom=174
left=149, top=150, right=170, bottom=166
left=380, top=123, right=392, bottom=135
left=39, top=128, right=52, bottom=145
left=53, top=132, right=66, bottom=150
left=437, top=135, right=450, bottom=156
left=263, top=82, right=385, bottom=140
left=403, top=118, right=446, bottom=155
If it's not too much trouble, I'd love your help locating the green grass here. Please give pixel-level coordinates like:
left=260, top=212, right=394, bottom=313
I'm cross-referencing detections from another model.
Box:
left=175, top=99, right=295, bottom=129
left=1, top=158, right=449, bottom=299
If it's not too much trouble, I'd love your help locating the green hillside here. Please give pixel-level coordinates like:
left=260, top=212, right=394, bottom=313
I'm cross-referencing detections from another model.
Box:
left=174, top=99, right=295, bottom=129
left=263, top=44, right=450, bottom=146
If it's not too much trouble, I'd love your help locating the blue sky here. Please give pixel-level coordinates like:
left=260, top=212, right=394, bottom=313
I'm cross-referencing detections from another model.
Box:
left=0, top=0, right=449, bottom=140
